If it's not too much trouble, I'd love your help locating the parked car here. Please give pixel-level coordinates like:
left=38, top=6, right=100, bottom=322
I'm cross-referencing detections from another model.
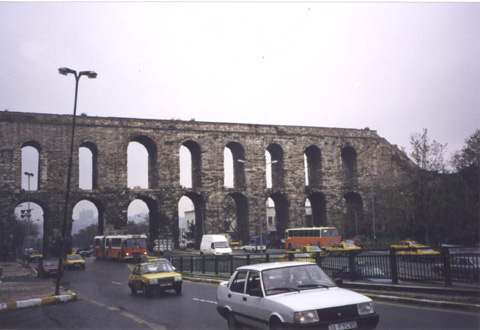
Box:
left=216, top=262, right=379, bottom=329
left=37, top=259, right=62, bottom=278
left=242, top=236, right=267, bottom=253
left=26, top=250, right=43, bottom=262
left=76, top=247, right=91, bottom=257
left=390, top=240, right=421, bottom=249
left=432, top=256, right=480, bottom=281
left=345, top=238, right=364, bottom=248
left=128, top=258, right=182, bottom=296
left=332, top=265, right=391, bottom=283
left=278, top=251, right=315, bottom=262
left=63, top=253, right=86, bottom=270
left=326, top=242, right=361, bottom=255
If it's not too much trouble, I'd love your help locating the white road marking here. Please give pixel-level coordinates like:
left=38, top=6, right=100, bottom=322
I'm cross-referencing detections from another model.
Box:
left=192, top=298, right=217, bottom=304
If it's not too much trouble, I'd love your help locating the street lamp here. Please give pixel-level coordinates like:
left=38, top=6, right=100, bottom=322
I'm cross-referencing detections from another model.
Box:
left=23, top=172, right=34, bottom=263
left=55, top=67, right=97, bottom=295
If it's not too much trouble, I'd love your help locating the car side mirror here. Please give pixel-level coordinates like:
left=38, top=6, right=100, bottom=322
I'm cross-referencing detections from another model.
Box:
left=249, top=288, right=263, bottom=297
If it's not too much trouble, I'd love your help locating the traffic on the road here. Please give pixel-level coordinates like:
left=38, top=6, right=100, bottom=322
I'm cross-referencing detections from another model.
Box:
left=1, top=252, right=479, bottom=330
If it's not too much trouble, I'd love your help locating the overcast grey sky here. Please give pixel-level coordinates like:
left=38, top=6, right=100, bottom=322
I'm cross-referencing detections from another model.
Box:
left=3, top=1, right=480, bottom=222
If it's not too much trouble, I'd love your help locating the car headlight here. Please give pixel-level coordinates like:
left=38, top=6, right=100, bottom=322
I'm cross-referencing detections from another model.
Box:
left=174, top=276, right=182, bottom=282
left=357, top=302, right=375, bottom=315
left=149, top=278, right=158, bottom=284
left=293, top=310, right=319, bottom=324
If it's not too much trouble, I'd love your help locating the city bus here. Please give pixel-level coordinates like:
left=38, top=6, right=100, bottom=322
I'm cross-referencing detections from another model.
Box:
left=285, top=227, right=341, bottom=250
left=93, top=234, right=148, bottom=261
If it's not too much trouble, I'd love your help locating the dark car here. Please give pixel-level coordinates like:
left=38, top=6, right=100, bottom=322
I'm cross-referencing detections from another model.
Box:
left=432, top=256, right=479, bottom=281
left=37, top=259, right=62, bottom=278
left=76, top=247, right=91, bottom=257
left=332, top=265, right=391, bottom=283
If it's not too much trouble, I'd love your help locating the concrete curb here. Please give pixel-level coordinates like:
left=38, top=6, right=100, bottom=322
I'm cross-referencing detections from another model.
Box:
left=0, top=292, right=77, bottom=311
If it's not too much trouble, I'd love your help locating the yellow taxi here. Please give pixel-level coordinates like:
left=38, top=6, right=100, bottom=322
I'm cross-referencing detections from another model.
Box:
left=128, top=258, right=182, bottom=296
left=397, top=247, right=440, bottom=260
left=325, top=242, right=362, bottom=255
left=301, top=245, right=326, bottom=257
left=390, top=240, right=426, bottom=249
left=278, top=251, right=315, bottom=262
left=63, top=253, right=86, bottom=270
left=26, top=250, right=43, bottom=262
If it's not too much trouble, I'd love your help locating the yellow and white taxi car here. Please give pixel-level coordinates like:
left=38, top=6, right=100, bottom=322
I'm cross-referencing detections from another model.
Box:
left=128, top=258, right=182, bottom=296
left=326, top=242, right=362, bottom=255
left=63, top=253, right=86, bottom=270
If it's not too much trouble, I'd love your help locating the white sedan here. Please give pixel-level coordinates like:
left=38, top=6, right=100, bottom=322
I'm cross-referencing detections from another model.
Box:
left=216, top=261, right=379, bottom=329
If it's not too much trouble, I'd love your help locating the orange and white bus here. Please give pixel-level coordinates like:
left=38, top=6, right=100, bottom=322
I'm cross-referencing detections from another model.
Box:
left=94, top=234, right=148, bottom=261
left=285, top=227, right=341, bottom=250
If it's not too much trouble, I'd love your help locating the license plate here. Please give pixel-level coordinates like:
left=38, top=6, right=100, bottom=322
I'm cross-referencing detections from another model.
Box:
left=328, top=321, right=357, bottom=330
left=159, top=283, right=171, bottom=287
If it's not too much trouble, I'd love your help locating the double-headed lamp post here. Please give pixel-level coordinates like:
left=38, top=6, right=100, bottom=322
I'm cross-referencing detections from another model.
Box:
left=55, top=67, right=97, bottom=295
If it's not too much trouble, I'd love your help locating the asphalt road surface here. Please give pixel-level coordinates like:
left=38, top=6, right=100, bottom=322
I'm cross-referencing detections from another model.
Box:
left=0, top=256, right=478, bottom=330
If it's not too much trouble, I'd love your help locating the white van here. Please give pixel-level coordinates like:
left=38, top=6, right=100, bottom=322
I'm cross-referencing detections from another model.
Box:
left=200, top=235, right=232, bottom=256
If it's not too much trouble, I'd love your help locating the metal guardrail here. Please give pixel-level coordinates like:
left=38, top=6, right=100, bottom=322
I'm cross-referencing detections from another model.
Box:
left=169, top=248, right=479, bottom=287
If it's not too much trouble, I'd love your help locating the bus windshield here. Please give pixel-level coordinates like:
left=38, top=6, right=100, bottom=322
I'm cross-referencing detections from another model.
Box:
left=124, top=238, right=147, bottom=249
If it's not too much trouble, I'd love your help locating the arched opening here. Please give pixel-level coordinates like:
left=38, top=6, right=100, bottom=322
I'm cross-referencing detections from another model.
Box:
left=306, top=192, right=327, bottom=227
left=14, top=202, right=44, bottom=258
left=223, top=193, right=249, bottom=244
left=21, top=143, right=40, bottom=191
left=181, top=140, right=202, bottom=188
left=180, top=193, right=206, bottom=248
left=266, top=143, right=285, bottom=189
left=179, top=196, right=195, bottom=248
left=341, top=146, right=358, bottom=188
left=305, top=145, right=322, bottom=188
left=127, top=200, right=149, bottom=235
left=72, top=200, right=99, bottom=249
left=128, top=136, right=158, bottom=189
left=79, top=142, right=98, bottom=190
left=225, top=142, right=245, bottom=188
left=343, top=192, right=363, bottom=238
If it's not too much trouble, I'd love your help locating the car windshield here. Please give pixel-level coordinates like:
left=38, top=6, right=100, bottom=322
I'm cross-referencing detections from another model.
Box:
left=214, top=241, right=230, bottom=248
left=262, top=264, right=335, bottom=296
left=344, top=243, right=356, bottom=248
left=68, top=255, right=82, bottom=260
left=43, top=260, right=58, bottom=266
left=142, top=262, right=174, bottom=274
left=307, top=246, right=321, bottom=251
left=124, top=238, right=147, bottom=249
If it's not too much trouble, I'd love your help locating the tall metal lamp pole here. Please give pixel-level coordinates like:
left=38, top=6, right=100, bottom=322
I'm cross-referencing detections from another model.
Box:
left=55, top=67, right=97, bottom=295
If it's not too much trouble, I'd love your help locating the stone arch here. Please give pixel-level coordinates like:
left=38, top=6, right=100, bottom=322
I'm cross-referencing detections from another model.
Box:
left=79, top=141, right=99, bottom=189
left=266, top=143, right=285, bottom=188
left=72, top=197, right=105, bottom=236
left=226, top=142, right=246, bottom=188
left=130, top=135, right=158, bottom=189
left=306, top=192, right=327, bottom=227
left=21, top=140, right=42, bottom=190
left=343, top=192, right=363, bottom=238
left=183, top=192, right=206, bottom=248
left=14, top=199, right=49, bottom=257
left=181, top=140, right=202, bottom=188
left=341, top=145, right=358, bottom=188
left=223, top=192, right=249, bottom=244
left=304, top=145, right=322, bottom=188
left=268, top=192, right=289, bottom=238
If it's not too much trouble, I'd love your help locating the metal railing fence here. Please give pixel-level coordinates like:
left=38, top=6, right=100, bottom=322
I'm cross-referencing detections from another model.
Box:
left=169, top=248, right=479, bottom=287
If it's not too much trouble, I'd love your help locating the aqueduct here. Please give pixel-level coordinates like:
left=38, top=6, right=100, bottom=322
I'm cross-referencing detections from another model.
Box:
left=0, top=111, right=415, bottom=256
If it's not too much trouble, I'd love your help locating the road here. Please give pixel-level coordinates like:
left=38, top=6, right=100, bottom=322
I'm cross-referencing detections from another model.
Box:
left=0, top=256, right=479, bottom=329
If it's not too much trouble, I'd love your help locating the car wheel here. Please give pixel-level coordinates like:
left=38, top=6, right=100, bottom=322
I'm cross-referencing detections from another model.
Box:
left=227, top=310, right=240, bottom=330
left=174, top=284, right=182, bottom=294
left=130, top=286, right=137, bottom=295
left=269, top=316, right=284, bottom=330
